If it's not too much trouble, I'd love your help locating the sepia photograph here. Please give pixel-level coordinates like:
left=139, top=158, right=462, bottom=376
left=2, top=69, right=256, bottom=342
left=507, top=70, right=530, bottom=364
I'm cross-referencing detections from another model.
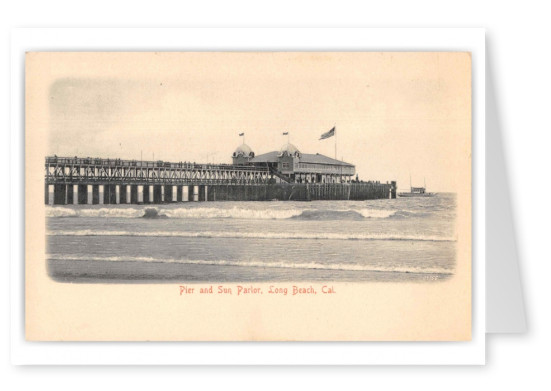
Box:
left=26, top=51, right=472, bottom=341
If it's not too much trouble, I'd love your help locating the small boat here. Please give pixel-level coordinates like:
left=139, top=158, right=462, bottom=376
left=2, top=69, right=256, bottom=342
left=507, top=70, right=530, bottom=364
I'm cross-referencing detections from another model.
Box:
left=398, top=176, right=435, bottom=197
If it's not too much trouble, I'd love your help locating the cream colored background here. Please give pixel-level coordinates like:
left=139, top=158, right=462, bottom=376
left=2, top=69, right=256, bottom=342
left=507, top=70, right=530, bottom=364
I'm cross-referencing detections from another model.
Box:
left=25, top=52, right=471, bottom=341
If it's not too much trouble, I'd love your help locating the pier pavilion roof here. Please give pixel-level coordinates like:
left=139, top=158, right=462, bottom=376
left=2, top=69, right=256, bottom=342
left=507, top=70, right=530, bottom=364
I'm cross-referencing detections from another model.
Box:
left=278, top=143, right=301, bottom=157
left=233, top=143, right=254, bottom=157
left=300, top=153, right=354, bottom=167
left=251, top=151, right=354, bottom=167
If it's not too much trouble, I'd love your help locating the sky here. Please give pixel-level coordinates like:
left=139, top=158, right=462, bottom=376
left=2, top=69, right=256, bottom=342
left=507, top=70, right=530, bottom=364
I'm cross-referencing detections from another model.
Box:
left=46, top=52, right=471, bottom=192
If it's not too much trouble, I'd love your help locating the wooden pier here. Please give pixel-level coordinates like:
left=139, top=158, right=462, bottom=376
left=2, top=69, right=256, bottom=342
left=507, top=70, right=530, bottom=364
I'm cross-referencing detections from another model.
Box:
left=45, top=156, right=396, bottom=205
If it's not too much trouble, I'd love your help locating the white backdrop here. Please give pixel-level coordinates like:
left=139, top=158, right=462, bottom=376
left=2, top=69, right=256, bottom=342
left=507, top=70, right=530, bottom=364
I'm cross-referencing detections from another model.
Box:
left=2, top=0, right=549, bottom=389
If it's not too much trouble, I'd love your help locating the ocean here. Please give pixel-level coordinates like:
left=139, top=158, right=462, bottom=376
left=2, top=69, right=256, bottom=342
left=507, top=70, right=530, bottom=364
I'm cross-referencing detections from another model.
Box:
left=46, top=193, right=457, bottom=283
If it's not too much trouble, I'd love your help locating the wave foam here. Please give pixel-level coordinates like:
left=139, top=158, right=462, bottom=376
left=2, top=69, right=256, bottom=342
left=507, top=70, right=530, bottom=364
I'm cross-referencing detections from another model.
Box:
left=46, top=254, right=453, bottom=275
left=46, top=207, right=144, bottom=218
left=46, top=206, right=399, bottom=220
left=357, top=209, right=397, bottom=218
left=163, top=207, right=302, bottom=220
left=48, top=230, right=456, bottom=242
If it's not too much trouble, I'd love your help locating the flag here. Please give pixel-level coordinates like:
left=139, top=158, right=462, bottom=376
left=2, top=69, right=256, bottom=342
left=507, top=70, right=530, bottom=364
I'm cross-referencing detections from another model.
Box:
left=239, top=132, right=244, bottom=136
left=282, top=132, right=289, bottom=135
left=319, top=126, right=335, bottom=140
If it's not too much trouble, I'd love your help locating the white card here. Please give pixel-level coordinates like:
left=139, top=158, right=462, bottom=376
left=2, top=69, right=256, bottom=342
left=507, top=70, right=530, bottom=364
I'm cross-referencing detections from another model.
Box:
left=11, top=27, right=487, bottom=365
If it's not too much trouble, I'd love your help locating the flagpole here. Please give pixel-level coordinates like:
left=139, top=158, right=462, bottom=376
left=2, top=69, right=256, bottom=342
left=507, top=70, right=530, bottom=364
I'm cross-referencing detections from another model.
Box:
left=283, top=131, right=289, bottom=143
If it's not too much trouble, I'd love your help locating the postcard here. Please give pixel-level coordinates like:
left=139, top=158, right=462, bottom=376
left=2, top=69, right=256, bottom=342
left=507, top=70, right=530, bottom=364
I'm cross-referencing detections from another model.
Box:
left=25, top=51, right=472, bottom=342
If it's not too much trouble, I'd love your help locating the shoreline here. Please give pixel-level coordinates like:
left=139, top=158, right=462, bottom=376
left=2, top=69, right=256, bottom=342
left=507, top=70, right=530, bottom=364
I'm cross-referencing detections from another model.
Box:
left=47, top=259, right=453, bottom=284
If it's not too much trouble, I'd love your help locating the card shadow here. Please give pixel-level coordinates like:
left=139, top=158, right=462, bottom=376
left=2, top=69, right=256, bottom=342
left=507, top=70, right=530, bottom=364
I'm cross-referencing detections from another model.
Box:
left=486, top=37, right=527, bottom=334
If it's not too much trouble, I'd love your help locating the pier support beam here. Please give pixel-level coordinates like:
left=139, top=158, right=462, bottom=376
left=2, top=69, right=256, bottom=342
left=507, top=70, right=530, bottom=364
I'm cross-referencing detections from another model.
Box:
left=53, top=184, right=67, bottom=205
left=102, top=185, right=109, bottom=204
left=92, top=185, right=99, bottom=204
left=110, top=185, right=116, bottom=204
left=153, top=185, right=163, bottom=203
left=65, top=185, right=73, bottom=204
left=193, top=185, right=199, bottom=202
left=72, top=185, right=78, bottom=205
left=198, top=185, right=204, bottom=201
left=163, top=185, right=173, bottom=202
left=143, top=185, right=150, bottom=203
left=197, top=185, right=208, bottom=202
left=98, top=185, right=104, bottom=205
left=79, top=185, right=88, bottom=205
left=204, top=186, right=208, bottom=202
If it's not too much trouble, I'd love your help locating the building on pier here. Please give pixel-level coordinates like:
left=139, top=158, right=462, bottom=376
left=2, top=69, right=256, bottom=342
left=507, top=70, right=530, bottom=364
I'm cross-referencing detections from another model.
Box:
left=233, top=142, right=355, bottom=184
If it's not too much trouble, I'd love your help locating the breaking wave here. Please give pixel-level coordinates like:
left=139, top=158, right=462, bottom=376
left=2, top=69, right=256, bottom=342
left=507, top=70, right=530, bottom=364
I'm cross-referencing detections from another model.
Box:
left=46, top=254, right=453, bottom=275
left=46, top=207, right=144, bottom=218
left=45, top=206, right=398, bottom=220
left=48, top=230, right=456, bottom=242
left=164, top=207, right=302, bottom=220
left=293, top=209, right=397, bottom=220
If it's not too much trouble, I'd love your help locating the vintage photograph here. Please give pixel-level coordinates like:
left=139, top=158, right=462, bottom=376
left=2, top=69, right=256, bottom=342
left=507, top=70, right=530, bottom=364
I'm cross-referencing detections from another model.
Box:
left=26, top=52, right=472, bottom=341
left=42, top=52, right=465, bottom=284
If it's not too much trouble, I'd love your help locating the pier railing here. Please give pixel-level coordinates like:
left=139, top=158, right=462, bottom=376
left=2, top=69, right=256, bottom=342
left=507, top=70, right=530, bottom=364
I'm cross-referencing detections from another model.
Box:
left=45, top=156, right=270, bottom=185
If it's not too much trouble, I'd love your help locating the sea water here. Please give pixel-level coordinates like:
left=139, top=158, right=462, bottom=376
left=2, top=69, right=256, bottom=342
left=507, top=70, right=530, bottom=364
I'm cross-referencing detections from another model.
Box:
left=46, top=193, right=457, bottom=283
